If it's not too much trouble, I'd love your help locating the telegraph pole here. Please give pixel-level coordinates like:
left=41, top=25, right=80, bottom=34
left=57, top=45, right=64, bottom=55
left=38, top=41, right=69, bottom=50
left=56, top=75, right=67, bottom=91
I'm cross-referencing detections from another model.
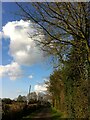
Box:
left=27, top=85, right=31, bottom=105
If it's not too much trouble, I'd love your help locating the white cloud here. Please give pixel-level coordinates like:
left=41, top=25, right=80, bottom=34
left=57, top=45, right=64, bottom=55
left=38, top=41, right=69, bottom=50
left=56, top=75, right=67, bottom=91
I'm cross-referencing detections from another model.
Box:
left=2, top=20, right=45, bottom=66
left=28, top=75, right=33, bottom=79
left=34, top=84, right=47, bottom=93
left=0, top=62, right=22, bottom=80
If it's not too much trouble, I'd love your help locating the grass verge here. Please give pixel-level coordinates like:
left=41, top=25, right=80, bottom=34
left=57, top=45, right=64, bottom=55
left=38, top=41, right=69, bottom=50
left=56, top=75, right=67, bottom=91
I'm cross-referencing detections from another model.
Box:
left=51, top=107, right=63, bottom=120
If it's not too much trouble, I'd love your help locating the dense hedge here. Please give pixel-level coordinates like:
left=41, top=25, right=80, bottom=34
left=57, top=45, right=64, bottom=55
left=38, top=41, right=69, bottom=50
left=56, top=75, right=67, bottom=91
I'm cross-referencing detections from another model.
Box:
left=2, top=102, right=42, bottom=120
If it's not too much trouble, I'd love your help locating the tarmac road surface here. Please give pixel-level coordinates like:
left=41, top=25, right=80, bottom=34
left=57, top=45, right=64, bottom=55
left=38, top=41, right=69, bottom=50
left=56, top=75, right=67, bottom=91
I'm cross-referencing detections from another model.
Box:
left=23, top=107, right=52, bottom=120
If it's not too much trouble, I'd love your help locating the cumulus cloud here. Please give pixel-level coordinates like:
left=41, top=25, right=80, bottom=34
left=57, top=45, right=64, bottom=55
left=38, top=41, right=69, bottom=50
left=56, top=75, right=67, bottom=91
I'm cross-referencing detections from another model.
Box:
left=2, top=20, right=45, bottom=66
left=34, top=84, right=47, bottom=93
left=28, top=75, right=33, bottom=79
left=0, top=62, right=22, bottom=80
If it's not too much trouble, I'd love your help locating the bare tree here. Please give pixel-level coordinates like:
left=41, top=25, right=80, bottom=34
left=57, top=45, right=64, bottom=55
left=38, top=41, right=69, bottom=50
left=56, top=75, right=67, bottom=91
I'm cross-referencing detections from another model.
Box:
left=16, top=2, right=90, bottom=65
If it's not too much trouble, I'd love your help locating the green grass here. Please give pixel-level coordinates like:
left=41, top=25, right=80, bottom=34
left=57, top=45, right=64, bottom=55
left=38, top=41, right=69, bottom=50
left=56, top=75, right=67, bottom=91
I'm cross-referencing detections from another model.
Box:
left=51, top=107, right=62, bottom=120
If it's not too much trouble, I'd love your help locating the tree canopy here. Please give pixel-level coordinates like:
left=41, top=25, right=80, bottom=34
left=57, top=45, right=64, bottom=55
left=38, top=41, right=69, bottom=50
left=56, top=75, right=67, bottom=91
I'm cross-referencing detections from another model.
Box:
left=16, top=2, right=90, bottom=65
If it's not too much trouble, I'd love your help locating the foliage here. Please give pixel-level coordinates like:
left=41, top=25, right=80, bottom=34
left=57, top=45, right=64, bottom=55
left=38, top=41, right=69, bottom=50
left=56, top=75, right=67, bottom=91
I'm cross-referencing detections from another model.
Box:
left=17, top=95, right=27, bottom=102
left=2, top=101, right=42, bottom=120
left=16, top=2, right=90, bottom=118
left=63, top=47, right=89, bottom=118
left=2, top=98, right=12, bottom=104
left=51, top=107, right=62, bottom=120
left=47, top=70, right=65, bottom=110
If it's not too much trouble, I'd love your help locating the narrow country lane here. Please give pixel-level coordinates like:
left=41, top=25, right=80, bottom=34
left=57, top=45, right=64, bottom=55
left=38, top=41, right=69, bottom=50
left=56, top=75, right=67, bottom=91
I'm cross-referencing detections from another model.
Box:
left=22, top=107, right=52, bottom=120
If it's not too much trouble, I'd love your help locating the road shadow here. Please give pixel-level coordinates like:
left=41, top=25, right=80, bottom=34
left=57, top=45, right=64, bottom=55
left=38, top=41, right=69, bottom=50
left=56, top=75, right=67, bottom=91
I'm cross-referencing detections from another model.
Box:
left=23, top=117, right=52, bottom=120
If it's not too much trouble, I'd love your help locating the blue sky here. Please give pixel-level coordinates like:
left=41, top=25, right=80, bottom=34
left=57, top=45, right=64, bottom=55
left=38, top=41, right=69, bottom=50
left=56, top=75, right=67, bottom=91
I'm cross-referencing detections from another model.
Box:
left=1, top=2, right=53, bottom=99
